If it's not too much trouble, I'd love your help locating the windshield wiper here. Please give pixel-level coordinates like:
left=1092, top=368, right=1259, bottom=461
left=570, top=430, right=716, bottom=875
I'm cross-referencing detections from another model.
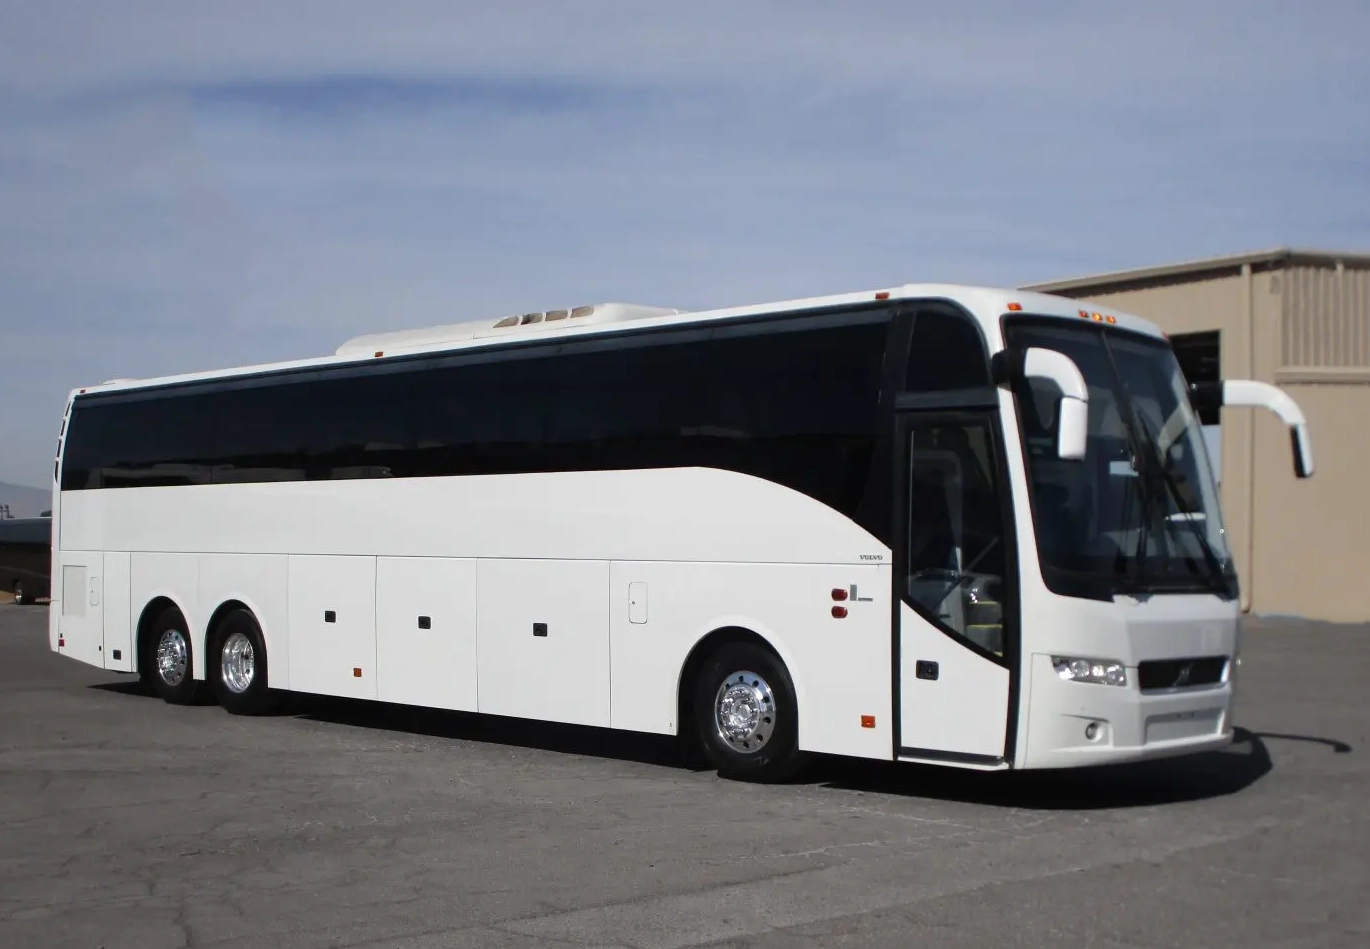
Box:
left=1109, top=450, right=1148, bottom=592
left=1098, top=337, right=1160, bottom=593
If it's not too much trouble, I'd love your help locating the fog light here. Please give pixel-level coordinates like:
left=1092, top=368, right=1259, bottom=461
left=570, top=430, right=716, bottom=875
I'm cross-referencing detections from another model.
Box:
left=1052, top=655, right=1127, bottom=687
left=1085, top=722, right=1100, bottom=741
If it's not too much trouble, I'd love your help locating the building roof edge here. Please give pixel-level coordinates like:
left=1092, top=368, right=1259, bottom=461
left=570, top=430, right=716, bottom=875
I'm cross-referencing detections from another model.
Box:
left=1023, top=247, right=1370, bottom=293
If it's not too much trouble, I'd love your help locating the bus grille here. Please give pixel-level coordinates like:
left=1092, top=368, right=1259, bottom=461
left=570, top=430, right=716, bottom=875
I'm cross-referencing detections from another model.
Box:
left=1137, top=656, right=1228, bottom=692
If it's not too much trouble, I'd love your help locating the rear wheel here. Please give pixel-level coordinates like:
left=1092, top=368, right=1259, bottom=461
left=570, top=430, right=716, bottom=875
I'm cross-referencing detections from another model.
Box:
left=148, top=606, right=201, bottom=705
left=211, top=609, right=276, bottom=715
left=693, top=641, right=805, bottom=783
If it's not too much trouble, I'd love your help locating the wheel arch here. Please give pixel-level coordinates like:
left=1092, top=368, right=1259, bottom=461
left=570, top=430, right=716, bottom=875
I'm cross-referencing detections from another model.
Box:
left=675, top=623, right=805, bottom=745
left=204, top=597, right=278, bottom=689
left=135, top=595, right=193, bottom=678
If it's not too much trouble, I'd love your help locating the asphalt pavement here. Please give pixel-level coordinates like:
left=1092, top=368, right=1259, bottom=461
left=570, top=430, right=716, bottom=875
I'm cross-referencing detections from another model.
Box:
left=1, top=604, right=1367, bottom=948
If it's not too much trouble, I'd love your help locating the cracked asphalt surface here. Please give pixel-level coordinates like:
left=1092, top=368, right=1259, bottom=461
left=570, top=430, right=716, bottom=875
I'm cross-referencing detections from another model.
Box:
left=1, top=605, right=1367, bottom=948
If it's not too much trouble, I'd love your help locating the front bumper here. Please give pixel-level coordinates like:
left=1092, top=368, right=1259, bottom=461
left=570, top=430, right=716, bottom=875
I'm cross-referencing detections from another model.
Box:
left=1020, top=652, right=1233, bottom=769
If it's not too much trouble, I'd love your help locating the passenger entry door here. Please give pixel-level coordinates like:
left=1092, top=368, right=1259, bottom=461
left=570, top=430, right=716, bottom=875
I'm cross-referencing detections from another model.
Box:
left=895, top=408, right=1017, bottom=765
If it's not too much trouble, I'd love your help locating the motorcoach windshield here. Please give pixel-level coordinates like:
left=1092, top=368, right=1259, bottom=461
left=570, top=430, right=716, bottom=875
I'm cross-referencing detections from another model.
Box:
left=1003, top=317, right=1234, bottom=602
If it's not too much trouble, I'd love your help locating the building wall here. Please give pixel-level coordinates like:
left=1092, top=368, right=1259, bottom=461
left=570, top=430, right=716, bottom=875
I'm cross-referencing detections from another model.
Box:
left=1043, top=260, right=1370, bottom=622
left=1280, top=263, right=1370, bottom=373
left=1258, top=263, right=1370, bottom=622
left=1252, top=381, right=1370, bottom=621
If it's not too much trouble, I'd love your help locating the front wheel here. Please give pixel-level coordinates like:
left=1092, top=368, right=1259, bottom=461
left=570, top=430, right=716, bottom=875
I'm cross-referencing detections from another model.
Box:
left=693, top=641, right=806, bottom=783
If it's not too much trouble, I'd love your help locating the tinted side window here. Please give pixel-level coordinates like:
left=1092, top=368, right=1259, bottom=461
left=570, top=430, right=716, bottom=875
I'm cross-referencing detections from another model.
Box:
left=208, top=370, right=421, bottom=483
left=60, top=404, right=103, bottom=490
left=905, top=307, right=991, bottom=392
left=408, top=355, right=555, bottom=478
left=61, top=313, right=891, bottom=520
left=60, top=404, right=96, bottom=489
left=303, top=372, right=419, bottom=479
left=408, top=317, right=888, bottom=515
left=210, top=384, right=308, bottom=483
left=61, top=396, right=215, bottom=489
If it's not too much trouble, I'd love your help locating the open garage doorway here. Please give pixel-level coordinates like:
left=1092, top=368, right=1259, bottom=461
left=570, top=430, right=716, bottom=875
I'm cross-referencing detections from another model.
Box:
left=1170, top=330, right=1222, bottom=485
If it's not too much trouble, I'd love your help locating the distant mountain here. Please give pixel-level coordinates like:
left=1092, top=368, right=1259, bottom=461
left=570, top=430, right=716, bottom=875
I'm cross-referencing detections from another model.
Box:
left=0, top=481, right=49, bottom=519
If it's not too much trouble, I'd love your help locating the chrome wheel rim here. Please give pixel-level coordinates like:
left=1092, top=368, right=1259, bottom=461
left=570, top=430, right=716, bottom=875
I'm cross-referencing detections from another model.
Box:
left=220, top=631, right=255, bottom=694
left=714, top=670, right=776, bottom=754
left=156, top=628, right=188, bottom=686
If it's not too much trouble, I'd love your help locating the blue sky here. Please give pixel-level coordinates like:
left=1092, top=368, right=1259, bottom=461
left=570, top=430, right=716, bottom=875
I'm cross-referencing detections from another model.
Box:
left=1, top=0, right=1367, bottom=488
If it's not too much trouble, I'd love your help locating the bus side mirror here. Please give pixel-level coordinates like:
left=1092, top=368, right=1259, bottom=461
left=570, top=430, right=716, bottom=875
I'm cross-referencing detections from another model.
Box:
left=1190, top=380, right=1314, bottom=478
left=995, top=347, right=1089, bottom=461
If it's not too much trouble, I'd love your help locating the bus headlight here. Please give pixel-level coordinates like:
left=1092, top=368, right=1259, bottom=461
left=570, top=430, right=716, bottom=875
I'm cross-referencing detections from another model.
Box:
left=1052, top=656, right=1128, bottom=687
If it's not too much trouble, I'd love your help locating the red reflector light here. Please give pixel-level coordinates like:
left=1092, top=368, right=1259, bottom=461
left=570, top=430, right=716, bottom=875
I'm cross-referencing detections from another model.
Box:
left=353, top=667, right=362, bottom=677
left=831, top=606, right=848, bottom=619
left=831, top=587, right=848, bottom=601
left=1079, top=310, right=1089, bottom=319
left=861, top=715, right=876, bottom=729
left=58, top=637, right=65, bottom=647
left=1007, top=302, right=1022, bottom=311
left=875, top=291, right=890, bottom=300
left=374, top=351, right=384, bottom=358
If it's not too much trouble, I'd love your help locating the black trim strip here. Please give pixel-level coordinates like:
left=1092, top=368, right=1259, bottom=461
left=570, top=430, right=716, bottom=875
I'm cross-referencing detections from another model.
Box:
left=887, top=304, right=916, bottom=758
left=895, top=388, right=1001, bottom=411
left=991, top=403, right=1023, bottom=766
left=898, top=747, right=1006, bottom=766
left=882, top=304, right=915, bottom=755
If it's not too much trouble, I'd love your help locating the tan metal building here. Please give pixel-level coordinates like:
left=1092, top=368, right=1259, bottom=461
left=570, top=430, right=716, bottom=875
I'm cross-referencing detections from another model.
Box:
left=1023, top=248, right=1370, bottom=623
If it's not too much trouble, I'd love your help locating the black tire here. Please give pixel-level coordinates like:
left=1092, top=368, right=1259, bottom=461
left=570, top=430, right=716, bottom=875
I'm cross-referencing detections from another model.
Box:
left=693, top=641, right=806, bottom=783
left=146, top=605, right=202, bottom=705
left=210, top=608, right=276, bottom=715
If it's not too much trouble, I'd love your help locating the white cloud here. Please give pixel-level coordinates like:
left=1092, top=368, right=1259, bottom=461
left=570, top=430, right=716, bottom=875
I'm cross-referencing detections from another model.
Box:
left=0, top=0, right=1367, bottom=486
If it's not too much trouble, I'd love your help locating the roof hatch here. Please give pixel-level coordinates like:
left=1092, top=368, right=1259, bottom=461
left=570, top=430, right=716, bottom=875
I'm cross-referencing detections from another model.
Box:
left=335, top=302, right=685, bottom=358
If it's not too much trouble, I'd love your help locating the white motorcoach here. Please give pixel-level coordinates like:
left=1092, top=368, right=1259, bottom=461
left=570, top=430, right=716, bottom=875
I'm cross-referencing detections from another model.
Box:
left=47, top=284, right=1312, bottom=781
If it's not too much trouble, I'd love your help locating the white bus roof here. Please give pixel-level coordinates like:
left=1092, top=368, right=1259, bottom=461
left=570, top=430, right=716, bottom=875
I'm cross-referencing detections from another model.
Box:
left=70, top=283, right=1164, bottom=399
